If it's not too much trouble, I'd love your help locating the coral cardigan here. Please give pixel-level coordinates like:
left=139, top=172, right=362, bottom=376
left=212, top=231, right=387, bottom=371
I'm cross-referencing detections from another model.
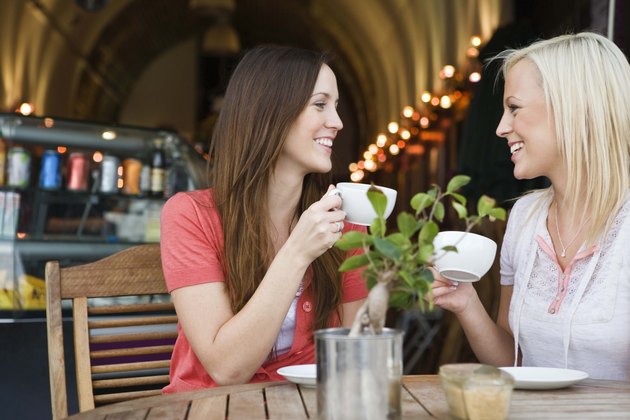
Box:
left=160, top=189, right=368, bottom=392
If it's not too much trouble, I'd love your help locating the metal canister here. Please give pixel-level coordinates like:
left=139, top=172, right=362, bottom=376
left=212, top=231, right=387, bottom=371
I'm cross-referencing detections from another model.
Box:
left=122, top=158, right=142, bottom=195
left=99, top=155, right=119, bottom=194
left=66, top=152, right=89, bottom=191
left=39, top=149, right=62, bottom=190
left=7, top=146, right=31, bottom=188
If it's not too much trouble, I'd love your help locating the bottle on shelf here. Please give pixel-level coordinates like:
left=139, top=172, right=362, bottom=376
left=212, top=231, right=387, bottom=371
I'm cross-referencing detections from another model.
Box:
left=0, top=138, right=6, bottom=186
left=149, top=139, right=165, bottom=198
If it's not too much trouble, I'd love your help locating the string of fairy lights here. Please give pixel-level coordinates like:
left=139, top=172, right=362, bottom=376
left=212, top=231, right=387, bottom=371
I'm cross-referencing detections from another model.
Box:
left=349, top=35, right=484, bottom=182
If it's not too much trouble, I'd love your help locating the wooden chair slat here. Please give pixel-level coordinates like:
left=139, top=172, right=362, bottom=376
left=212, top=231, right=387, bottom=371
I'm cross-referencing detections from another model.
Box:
left=89, top=315, right=178, bottom=329
left=74, top=297, right=96, bottom=413
left=92, top=360, right=171, bottom=374
left=89, top=331, right=178, bottom=344
left=88, top=302, right=174, bottom=315
left=91, top=345, right=174, bottom=359
left=93, top=375, right=171, bottom=389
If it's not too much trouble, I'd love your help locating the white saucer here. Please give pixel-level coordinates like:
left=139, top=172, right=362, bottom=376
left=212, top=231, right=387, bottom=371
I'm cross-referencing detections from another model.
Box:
left=277, top=364, right=316, bottom=388
left=499, top=367, right=589, bottom=390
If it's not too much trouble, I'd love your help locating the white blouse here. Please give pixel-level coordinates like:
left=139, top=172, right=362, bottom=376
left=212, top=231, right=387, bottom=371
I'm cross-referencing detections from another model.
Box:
left=500, top=191, right=630, bottom=381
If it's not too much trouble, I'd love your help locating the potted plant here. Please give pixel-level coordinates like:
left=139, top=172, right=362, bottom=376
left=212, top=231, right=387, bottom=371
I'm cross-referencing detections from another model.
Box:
left=316, top=175, right=506, bottom=420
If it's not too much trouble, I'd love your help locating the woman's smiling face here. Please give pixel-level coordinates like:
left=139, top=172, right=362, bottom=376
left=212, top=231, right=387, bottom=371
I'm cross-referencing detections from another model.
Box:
left=496, top=59, right=563, bottom=182
left=277, top=64, right=343, bottom=178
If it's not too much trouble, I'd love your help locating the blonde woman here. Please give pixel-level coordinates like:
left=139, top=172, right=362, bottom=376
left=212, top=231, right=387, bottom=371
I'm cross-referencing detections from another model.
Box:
left=432, top=32, right=630, bottom=381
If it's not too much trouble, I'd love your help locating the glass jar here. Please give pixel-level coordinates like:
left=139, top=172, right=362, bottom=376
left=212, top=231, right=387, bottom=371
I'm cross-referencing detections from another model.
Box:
left=439, top=363, right=514, bottom=420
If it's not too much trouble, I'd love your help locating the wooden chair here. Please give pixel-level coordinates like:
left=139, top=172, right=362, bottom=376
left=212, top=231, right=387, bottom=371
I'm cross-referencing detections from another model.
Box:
left=45, top=244, right=177, bottom=419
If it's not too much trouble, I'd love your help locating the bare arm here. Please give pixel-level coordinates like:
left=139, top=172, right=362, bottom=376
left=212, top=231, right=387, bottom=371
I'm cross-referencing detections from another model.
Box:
left=431, top=273, right=515, bottom=366
left=171, top=193, right=345, bottom=385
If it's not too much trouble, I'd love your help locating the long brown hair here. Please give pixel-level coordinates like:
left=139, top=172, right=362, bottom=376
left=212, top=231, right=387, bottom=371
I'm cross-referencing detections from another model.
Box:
left=208, top=45, right=344, bottom=332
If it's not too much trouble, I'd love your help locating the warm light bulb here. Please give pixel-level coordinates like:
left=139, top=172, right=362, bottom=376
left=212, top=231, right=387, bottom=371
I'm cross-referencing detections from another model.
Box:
left=18, top=102, right=34, bottom=116
left=400, top=129, right=411, bottom=140
left=467, top=47, right=479, bottom=58
left=57, top=146, right=67, bottom=154
left=420, top=117, right=430, bottom=128
left=102, top=130, right=117, bottom=140
left=376, top=134, right=387, bottom=147
left=92, top=151, right=103, bottom=163
left=387, top=122, right=399, bottom=134
left=442, top=65, right=455, bottom=78
left=402, top=106, right=414, bottom=118
left=421, top=92, right=432, bottom=103
left=430, top=97, right=440, bottom=106
left=348, top=162, right=358, bottom=172
left=350, top=170, right=365, bottom=182
left=440, top=95, right=452, bottom=109
left=469, top=72, right=481, bottom=83
left=368, top=144, right=378, bottom=155
left=471, top=35, right=482, bottom=47
left=389, top=144, right=400, bottom=155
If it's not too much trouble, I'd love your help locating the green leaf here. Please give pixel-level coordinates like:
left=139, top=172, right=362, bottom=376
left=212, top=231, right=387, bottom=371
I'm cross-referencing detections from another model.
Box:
left=410, top=193, right=434, bottom=213
left=373, top=237, right=402, bottom=260
left=369, top=217, right=386, bottom=238
left=441, top=245, right=458, bottom=252
left=419, top=220, right=439, bottom=244
left=389, top=290, right=414, bottom=309
left=452, top=202, right=468, bottom=219
left=434, top=202, right=445, bottom=222
left=477, top=195, right=496, bottom=218
left=387, top=232, right=411, bottom=248
left=335, top=230, right=373, bottom=251
left=489, top=207, right=507, bottom=221
left=397, top=212, right=420, bottom=238
left=338, top=253, right=370, bottom=272
left=399, top=270, right=414, bottom=288
left=367, top=186, right=388, bottom=218
left=449, top=192, right=467, bottom=205
left=417, top=243, right=434, bottom=264
left=446, top=175, right=471, bottom=193
left=365, top=272, right=377, bottom=289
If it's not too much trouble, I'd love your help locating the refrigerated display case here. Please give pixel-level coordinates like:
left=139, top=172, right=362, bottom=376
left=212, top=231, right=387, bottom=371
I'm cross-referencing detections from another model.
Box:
left=0, top=113, right=206, bottom=317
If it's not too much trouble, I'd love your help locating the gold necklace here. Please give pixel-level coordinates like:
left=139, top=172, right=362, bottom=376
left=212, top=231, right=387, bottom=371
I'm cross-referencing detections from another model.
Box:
left=553, top=204, right=589, bottom=258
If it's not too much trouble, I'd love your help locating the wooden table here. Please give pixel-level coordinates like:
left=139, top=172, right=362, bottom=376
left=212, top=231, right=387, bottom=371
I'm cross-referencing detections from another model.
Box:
left=67, top=375, right=630, bottom=419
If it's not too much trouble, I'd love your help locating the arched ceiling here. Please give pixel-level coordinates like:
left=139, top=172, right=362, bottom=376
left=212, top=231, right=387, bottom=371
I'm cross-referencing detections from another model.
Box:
left=0, top=0, right=509, bottom=147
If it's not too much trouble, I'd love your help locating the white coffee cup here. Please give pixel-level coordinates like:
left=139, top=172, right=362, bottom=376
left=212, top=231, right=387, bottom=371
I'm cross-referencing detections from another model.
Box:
left=432, top=231, right=497, bottom=282
left=334, top=182, right=397, bottom=226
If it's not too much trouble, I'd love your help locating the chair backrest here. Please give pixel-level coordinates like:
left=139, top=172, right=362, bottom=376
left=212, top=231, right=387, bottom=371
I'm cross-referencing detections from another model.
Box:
left=45, top=244, right=177, bottom=420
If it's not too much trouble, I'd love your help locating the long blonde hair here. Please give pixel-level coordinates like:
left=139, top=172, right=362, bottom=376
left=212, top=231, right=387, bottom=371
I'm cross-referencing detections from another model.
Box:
left=208, top=46, right=344, bottom=333
left=498, top=32, right=630, bottom=244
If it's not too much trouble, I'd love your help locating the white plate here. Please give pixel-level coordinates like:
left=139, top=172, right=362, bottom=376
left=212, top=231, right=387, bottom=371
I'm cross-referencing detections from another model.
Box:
left=277, top=364, right=316, bottom=388
left=499, top=367, right=589, bottom=390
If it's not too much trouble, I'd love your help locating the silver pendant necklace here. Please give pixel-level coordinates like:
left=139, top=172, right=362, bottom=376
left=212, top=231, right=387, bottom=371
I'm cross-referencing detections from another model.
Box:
left=553, top=204, right=589, bottom=258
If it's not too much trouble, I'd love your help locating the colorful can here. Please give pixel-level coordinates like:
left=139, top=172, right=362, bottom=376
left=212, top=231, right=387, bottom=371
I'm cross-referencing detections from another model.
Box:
left=39, top=149, right=62, bottom=190
left=122, top=158, right=142, bottom=195
left=67, top=152, right=89, bottom=191
left=99, top=155, right=119, bottom=194
left=7, top=146, right=31, bottom=188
